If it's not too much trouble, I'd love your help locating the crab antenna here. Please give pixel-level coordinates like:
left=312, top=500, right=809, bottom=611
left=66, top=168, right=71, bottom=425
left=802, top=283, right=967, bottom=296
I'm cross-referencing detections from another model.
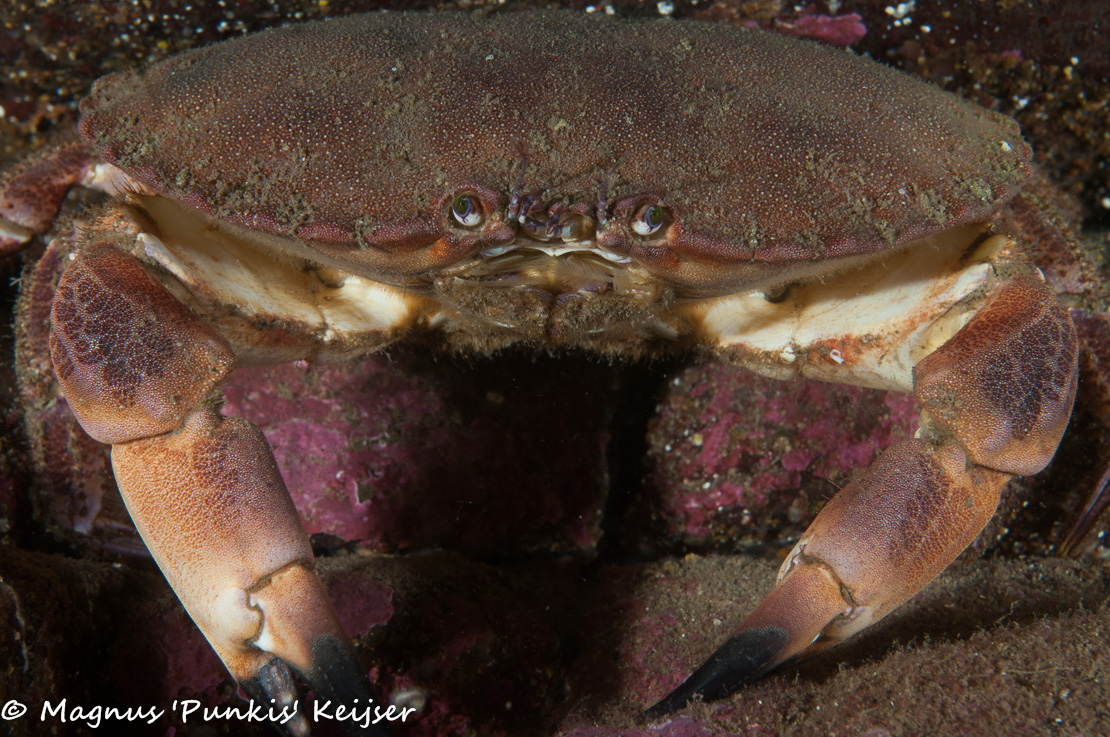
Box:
left=518, top=193, right=538, bottom=226
left=596, top=170, right=612, bottom=226
left=507, top=146, right=528, bottom=221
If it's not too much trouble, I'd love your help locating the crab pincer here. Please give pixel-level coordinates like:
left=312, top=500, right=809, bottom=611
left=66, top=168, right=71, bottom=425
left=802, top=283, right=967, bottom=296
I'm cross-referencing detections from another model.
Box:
left=49, top=244, right=388, bottom=736
left=650, top=275, right=1077, bottom=715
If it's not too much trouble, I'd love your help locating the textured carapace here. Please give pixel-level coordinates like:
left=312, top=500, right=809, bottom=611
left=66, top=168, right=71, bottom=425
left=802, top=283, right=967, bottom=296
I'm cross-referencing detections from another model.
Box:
left=79, top=10, right=1030, bottom=293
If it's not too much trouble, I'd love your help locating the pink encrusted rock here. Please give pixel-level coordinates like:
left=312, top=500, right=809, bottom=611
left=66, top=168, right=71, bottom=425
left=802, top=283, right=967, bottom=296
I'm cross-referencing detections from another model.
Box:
left=220, top=353, right=613, bottom=554
left=745, top=6, right=867, bottom=47
left=352, top=553, right=577, bottom=737
left=643, top=362, right=920, bottom=549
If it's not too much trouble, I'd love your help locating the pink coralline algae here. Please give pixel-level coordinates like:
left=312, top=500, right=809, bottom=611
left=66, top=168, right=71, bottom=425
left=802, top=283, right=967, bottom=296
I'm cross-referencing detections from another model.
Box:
left=645, top=362, right=920, bottom=549
left=220, top=353, right=613, bottom=555
left=746, top=6, right=867, bottom=47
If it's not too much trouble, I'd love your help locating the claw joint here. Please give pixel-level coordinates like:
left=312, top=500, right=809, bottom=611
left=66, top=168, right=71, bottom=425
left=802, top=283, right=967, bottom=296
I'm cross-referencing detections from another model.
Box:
left=788, top=547, right=864, bottom=628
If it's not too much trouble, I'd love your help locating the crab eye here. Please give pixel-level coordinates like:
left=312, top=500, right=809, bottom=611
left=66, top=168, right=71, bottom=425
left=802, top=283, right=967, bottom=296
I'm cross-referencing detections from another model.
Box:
left=451, top=194, right=483, bottom=227
left=632, top=203, right=666, bottom=236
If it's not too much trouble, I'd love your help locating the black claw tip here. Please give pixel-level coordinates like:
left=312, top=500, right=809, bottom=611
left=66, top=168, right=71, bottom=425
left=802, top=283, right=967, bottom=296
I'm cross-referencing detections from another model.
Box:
left=306, top=634, right=393, bottom=737
left=645, top=626, right=790, bottom=719
left=241, top=658, right=311, bottom=737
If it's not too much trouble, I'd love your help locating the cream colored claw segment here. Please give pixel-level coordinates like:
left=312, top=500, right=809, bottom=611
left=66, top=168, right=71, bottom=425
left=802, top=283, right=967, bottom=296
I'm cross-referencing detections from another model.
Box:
left=111, top=409, right=352, bottom=684
left=691, top=227, right=1013, bottom=392
left=133, top=192, right=423, bottom=365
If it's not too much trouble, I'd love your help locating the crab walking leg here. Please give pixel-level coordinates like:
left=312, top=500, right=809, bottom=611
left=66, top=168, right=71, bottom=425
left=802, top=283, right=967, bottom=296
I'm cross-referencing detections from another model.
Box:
left=49, top=243, right=387, bottom=737
left=0, top=142, right=91, bottom=254
left=649, top=274, right=1078, bottom=716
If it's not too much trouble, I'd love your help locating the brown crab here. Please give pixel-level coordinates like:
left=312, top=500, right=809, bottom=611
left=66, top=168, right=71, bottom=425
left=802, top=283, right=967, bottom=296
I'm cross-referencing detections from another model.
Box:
left=0, top=8, right=1085, bottom=735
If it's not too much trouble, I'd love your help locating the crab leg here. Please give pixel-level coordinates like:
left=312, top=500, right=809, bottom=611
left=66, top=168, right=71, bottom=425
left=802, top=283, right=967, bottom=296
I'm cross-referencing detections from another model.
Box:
left=0, top=142, right=92, bottom=254
left=49, top=243, right=387, bottom=737
left=649, top=274, right=1078, bottom=715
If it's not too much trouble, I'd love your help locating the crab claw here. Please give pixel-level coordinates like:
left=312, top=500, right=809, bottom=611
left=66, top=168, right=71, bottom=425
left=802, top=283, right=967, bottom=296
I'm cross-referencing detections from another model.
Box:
left=649, top=275, right=1077, bottom=716
left=49, top=243, right=389, bottom=736
left=113, top=409, right=391, bottom=737
left=648, top=439, right=1009, bottom=716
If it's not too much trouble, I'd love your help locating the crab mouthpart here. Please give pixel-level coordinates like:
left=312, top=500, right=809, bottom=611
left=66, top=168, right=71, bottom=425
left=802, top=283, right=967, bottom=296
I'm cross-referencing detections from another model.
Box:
left=464, top=246, right=654, bottom=298
left=479, top=235, right=630, bottom=265
left=464, top=197, right=647, bottom=297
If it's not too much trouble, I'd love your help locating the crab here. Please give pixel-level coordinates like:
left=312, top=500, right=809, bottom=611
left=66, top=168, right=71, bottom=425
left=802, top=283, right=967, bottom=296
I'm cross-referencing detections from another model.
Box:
left=0, top=8, right=1093, bottom=736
